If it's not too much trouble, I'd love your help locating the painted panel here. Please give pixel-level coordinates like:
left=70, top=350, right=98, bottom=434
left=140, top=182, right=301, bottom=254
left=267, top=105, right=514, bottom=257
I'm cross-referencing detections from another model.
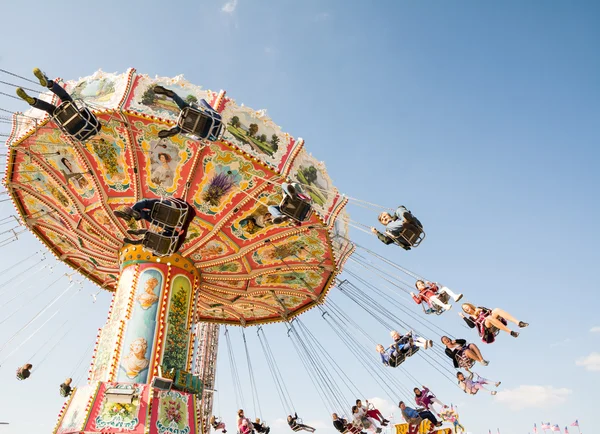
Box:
left=162, top=275, right=193, bottom=371
left=88, top=383, right=149, bottom=433
left=150, top=390, right=197, bottom=434
left=117, top=268, right=163, bottom=383
left=56, top=383, right=98, bottom=434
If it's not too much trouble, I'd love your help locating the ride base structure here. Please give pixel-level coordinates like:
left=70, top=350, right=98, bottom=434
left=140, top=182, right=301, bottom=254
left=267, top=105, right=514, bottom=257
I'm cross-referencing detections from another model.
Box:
left=54, top=247, right=202, bottom=434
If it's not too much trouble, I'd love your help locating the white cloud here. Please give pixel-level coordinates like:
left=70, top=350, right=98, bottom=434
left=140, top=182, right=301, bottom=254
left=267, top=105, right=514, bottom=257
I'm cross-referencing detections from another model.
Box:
left=576, top=352, right=600, bottom=371
left=590, top=326, right=600, bottom=333
left=222, top=0, right=238, bottom=13
left=495, top=385, right=572, bottom=410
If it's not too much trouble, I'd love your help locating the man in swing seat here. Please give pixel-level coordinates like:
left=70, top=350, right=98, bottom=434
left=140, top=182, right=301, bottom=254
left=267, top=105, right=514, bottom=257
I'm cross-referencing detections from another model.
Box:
left=114, top=197, right=196, bottom=256
left=153, top=86, right=223, bottom=141
left=268, top=182, right=313, bottom=225
left=370, top=205, right=424, bottom=250
left=288, top=413, right=316, bottom=432
left=16, top=68, right=101, bottom=142
left=253, top=418, right=270, bottom=434
left=399, top=401, right=442, bottom=433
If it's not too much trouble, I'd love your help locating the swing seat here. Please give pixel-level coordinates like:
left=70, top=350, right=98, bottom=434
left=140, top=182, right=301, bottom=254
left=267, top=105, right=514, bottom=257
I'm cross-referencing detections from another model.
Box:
left=142, top=232, right=179, bottom=257
left=142, top=199, right=194, bottom=257
left=279, top=195, right=313, bottom=223
left=53, top=101, right=101, bottom=142
left=177, top=101, right=223, bottom=141
left=387, top=223, right=425, bottom=249
left=423, top=293, right=449, bottom=316
left=150, top=198, right=189, bottom=228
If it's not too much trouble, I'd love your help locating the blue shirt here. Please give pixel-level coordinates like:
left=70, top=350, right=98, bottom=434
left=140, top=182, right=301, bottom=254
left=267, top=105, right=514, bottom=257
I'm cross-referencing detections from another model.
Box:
left=403, top=407, right=419, bottom=419
left=380, top=347, right=398, bottom=365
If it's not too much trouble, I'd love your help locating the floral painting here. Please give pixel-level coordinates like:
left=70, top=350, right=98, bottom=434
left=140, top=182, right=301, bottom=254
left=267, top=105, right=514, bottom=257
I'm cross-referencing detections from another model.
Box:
left=155, top=391, right=191, bottom=434
left=94, top=384, right=145, bottom=431
left=162, top=276, right=192, bottom=371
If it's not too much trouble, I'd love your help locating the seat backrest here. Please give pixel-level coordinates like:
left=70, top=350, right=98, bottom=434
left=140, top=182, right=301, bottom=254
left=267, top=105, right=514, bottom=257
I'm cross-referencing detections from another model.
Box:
left=143, top=232, right=176, bottom=256
left=151, top=201, right=187, bottom=227
left=280, top=195, right=313, bottom=222
left=54, top=102, right=100, bottom=141
left=178, top=105, right=222, bottom=140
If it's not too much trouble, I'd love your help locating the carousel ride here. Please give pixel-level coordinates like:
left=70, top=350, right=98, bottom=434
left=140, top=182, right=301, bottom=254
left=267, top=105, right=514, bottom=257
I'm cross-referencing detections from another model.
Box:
left=0, top=68, right=523, bottom=434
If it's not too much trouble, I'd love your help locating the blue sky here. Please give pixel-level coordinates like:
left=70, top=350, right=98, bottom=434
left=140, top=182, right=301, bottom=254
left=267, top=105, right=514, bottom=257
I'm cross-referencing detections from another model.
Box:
left=0, top=0, right=599, bottom=433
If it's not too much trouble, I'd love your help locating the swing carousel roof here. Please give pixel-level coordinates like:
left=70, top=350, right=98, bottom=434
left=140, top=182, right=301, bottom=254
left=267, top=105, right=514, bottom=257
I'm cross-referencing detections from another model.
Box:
left=3, top=68, right=354, bottom=326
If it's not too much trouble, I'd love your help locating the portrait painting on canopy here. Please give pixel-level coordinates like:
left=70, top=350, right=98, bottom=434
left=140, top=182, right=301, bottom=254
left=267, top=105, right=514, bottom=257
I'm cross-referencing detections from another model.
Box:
left=117, top=268, right=163, bottom=383
left=149, top=139, right=179, bottom=188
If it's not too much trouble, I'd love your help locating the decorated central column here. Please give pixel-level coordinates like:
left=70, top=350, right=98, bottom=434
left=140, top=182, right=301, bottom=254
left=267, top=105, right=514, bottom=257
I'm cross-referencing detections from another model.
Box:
left=53, top=245, right=202, bottom=434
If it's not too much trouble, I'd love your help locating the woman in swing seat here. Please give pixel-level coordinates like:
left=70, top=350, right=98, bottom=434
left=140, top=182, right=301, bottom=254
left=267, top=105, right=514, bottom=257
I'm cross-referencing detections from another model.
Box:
left=441, top=336, right=488, bottom=369
left=460, top=303, right=528, bottom=343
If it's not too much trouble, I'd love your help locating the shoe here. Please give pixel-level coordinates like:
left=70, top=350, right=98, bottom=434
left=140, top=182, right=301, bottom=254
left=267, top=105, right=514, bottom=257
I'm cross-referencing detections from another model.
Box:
left=436, top=421, right=443, bottom=427
left=495, top=381, right=501, bottom=387
left=16, top=88, right=35, bottom=105
left=518, top=321, right=529, bottom=328
left=444, top=304, right=452, bottom=310
left=272, top=216, right=285, bottom=224
left=158, top=128, right=179, bottom=139
left=455, top=293, right=463, bottom=302
left=382, top=419, right=389, bottom=425
left=428, top=340, right=433, bottom=348
left=491, top=391, right=497, bottom=395
left=482, top=359, right=489, bottom=366
left=123, top=237, right=143, bottom=245
left=375, top=428, right=382, bottom=433
left=153, top=85, right=176, bottom=98
left=33, top=68, right=49, bottom=87
left=511, top=331, right=519, bottom=338
left=127, top=229, right=148, bottom=236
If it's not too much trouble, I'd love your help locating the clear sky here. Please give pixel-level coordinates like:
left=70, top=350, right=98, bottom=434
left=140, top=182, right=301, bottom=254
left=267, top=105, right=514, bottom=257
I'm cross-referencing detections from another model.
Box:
left=0, top=1, right=599, bottom=433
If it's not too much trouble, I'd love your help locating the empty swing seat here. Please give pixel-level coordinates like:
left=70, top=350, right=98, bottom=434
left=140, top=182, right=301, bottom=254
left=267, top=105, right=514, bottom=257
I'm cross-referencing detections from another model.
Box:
left=53, top=101, right=101, bottom=142
left=279, top=195, right=314, bottom=223
left=176, top=100, right=223, bottom=141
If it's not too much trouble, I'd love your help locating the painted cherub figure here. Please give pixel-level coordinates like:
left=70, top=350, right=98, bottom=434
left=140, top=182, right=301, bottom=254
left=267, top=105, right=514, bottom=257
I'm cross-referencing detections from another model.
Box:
left=137, top=277, right=159, bottom=309
left=122, top=337, right=149, bottom=378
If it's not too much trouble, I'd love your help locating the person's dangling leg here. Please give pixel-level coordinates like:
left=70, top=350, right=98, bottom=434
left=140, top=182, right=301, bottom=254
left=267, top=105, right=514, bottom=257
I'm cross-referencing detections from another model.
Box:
left=47, top=80, right=73, bottom=103
left=492, top=308, right=527, bottom=328
left=32, top=68, right=72, bottom=102
left=463, top=348, right=483, bottom=364
left=132, top=199, right=157, bottom=222
left=485, top=316, right=513, bottom=334
left=170, top=92, right=190, bottom=110
left=268, top=205, right=286, bottom=224
left=467, top=344, right=487, bottom=364
left=430, top=295, right=452, bottom=310
left=366, top=410, right=384, bottom=423
left=16, top=87, right=58, bottom=115
left=439, top=286, right=463, bottom=302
